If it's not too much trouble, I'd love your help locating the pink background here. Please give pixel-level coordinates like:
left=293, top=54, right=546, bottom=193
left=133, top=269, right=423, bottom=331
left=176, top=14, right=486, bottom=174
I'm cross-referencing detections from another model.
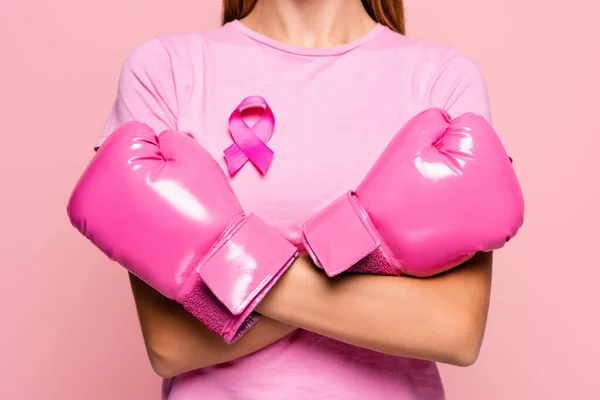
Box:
left=1, top=0, right=598, bottom=399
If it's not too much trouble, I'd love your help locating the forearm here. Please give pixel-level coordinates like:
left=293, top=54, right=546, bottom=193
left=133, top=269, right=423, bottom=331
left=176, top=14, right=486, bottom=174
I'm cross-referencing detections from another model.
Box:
left=129, top=273, right=297, bottom=378
left=257, top=252, right=492, bottom=366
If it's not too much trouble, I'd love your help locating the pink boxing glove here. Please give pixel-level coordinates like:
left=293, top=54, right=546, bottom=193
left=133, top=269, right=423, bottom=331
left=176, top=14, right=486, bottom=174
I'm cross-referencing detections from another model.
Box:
left=67, top=122, right=298, bottom=343
left=302, top=108, right=524, bottom=278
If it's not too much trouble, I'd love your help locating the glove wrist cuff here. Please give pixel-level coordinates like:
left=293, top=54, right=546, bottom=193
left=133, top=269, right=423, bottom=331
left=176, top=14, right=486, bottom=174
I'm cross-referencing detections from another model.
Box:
left=302, top=191, right=390, bottom=277
left=196, top=214, right=298, bottom=343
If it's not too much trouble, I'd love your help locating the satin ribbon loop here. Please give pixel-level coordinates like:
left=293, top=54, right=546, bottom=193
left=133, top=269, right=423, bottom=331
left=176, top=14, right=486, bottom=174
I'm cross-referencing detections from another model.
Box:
left=224, top=96, right=275, bottom=175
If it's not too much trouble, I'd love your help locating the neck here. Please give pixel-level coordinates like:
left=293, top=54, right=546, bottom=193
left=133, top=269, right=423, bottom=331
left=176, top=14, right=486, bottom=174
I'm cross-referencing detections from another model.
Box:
left=241, top=0, right=376, bottom=48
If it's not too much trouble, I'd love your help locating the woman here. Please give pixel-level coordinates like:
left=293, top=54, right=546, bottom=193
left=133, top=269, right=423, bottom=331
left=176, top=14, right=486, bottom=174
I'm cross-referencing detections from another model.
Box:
left=99, top=1, right=495, bottom=399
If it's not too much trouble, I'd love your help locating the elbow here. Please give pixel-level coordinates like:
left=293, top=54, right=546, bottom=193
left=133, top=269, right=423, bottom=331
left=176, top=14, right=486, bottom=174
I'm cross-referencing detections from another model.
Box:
left=446, top=340, right=481, bottom=367
left=146, top=341, right=192, bottom=379
left=146, top=333, right=221, bottom=378
left=148, top=347, right=183, bottom=379
left=443, top=316, right=486, bottom=367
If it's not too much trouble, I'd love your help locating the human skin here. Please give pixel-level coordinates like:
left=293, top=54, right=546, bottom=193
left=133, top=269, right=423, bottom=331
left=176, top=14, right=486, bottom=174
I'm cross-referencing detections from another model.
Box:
left=128, top=0, right=494, bottom=379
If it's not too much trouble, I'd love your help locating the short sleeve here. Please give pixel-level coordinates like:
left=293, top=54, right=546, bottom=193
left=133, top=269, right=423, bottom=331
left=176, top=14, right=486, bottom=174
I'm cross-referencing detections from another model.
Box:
left=427, top=49, right=512, bottom=156
left=427, top=50, right=493, bottom=124
left=95, top=37, right=179, bottom=149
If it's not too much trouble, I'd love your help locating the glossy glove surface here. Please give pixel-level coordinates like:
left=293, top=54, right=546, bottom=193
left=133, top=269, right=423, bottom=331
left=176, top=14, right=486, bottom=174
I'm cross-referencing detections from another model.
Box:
left=303, top=108, right=524, bottom=277
left=68, top=122, right=297, bottom=342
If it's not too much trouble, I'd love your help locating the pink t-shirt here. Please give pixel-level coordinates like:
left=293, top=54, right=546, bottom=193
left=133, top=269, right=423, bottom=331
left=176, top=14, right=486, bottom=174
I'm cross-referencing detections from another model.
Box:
left=98, top=20, right=493, bottom=400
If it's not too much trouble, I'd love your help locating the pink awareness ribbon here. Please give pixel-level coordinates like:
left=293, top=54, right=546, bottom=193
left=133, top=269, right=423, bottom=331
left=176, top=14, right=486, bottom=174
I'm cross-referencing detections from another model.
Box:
left=224, top=96, right=275, bottom=176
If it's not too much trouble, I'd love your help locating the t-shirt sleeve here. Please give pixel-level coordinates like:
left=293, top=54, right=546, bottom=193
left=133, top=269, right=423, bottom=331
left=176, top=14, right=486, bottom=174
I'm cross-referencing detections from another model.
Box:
left=426, top=49, right=513, bottom=157
left=427, top=50, right=493, bottom=124
left=95, top=37, right=179, bottom=149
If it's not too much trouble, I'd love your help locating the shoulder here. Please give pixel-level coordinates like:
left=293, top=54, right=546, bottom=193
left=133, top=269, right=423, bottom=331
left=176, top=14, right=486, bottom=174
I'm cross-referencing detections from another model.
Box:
left=379, top=28, right=485, bottom=82
left=376, top=29, right=492, bottom=118
left=121, top=24, right=234, bottom=78
left=115, top=26, right=234, bottom=108
left=424, top=44, right=486, bottom=86
left=123, top=32, right=202, bottom=74
left=413, top=42, right=491, bottom=120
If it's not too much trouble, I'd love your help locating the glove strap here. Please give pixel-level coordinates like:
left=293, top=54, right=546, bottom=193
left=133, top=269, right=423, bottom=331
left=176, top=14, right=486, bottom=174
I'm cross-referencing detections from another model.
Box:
left=197, top=214, right=298, bottom=342
left=303, top=191, right=388, bottom=277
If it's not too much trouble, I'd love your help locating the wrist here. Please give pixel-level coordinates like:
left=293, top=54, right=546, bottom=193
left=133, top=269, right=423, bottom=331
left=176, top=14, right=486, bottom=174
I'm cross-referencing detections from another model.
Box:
left=182, top=214, right=298, bottom=344
left=256, top=253, right=327, bottom=325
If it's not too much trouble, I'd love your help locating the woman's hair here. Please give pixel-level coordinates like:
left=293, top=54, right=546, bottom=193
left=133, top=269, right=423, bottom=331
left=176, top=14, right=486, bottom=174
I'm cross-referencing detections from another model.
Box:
left=222, top=0, right=405, bottom=35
